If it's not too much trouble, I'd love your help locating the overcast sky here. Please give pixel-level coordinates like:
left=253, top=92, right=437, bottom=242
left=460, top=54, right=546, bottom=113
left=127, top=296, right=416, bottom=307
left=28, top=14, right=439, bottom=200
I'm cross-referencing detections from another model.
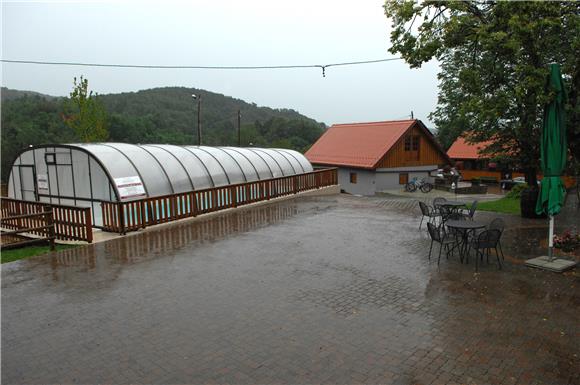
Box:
left=1, top=0, right=440, bottom=126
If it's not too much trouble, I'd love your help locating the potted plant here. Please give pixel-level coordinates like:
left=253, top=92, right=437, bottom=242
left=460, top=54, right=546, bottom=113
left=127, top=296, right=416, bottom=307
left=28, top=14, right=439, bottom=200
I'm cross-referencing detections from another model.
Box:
left=553, top=230, right=580, bottom=253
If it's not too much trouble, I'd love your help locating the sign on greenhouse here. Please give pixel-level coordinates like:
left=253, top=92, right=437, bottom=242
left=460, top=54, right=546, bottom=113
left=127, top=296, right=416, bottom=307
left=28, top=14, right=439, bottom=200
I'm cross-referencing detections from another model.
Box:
left=115, top=176, right=146, bottom=199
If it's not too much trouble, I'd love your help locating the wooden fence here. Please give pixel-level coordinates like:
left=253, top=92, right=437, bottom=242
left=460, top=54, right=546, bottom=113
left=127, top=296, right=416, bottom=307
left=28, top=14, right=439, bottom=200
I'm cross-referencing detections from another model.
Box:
left=0, top=203, right=55, bottom=250
left=1, top=198, right=93, bottom=243
left=102, top=167, right=338, bottom=234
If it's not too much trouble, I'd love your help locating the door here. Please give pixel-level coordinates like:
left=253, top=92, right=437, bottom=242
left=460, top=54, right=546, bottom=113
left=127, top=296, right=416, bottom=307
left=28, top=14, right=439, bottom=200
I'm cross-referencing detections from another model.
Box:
left=18, top=165, right=37, bottom=201
left=399, top=173, right=409, bottom=185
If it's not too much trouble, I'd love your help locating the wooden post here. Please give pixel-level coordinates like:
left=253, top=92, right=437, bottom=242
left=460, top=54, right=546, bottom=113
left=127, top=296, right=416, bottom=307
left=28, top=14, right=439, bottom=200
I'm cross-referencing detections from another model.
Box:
left=85, top=208, right=93, bottom=243
left=118, top=202, right=126, bottom=235
left=45, top=205, right=55, bottom=251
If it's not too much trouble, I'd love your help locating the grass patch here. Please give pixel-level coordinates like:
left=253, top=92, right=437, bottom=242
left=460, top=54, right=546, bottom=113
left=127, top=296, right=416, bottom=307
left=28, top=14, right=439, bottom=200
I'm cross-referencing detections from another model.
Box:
left=1, top=244, right=78, bottom=264
left=473, top=197, right=521, bottom=215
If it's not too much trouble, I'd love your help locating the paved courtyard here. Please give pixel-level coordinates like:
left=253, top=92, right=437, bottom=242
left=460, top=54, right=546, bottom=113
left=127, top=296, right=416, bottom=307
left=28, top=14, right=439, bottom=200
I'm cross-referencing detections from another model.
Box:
left=2, top=194, right=579, bottom=385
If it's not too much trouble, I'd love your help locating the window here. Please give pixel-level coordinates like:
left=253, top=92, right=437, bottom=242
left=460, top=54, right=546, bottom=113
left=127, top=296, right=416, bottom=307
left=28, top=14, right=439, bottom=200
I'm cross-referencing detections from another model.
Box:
left=405, top=135, right=420, bottom=151
left=45, top=153, right=56, bottom=165
left=399, top=173, right=408, bottom=185
left=412, top=136, right=420, bottom=151
left=350, top=172, right=357, bottom=184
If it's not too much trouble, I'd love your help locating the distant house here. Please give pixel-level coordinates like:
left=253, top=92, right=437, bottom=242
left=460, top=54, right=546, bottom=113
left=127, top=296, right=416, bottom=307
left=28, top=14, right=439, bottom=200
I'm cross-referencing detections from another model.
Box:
left=447, top=137, right=494, bottom=171
left=305, top=119, right=451, bottom=195
left=446, top=136, right=511, bottom=181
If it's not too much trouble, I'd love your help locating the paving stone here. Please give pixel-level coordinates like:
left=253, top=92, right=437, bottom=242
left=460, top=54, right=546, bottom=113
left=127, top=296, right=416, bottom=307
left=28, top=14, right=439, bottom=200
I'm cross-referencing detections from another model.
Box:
left=2, top=194, right=578, bottom=384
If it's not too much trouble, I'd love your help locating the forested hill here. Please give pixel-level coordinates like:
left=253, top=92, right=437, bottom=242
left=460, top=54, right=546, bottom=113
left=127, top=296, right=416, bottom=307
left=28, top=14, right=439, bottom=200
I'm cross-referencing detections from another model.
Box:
left=1, top=86, right=326, bottom=182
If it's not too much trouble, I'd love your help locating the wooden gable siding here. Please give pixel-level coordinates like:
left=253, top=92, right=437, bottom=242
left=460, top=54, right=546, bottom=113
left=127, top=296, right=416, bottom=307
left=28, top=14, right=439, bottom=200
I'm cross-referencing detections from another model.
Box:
left=376, top=124, right=446, bottom=168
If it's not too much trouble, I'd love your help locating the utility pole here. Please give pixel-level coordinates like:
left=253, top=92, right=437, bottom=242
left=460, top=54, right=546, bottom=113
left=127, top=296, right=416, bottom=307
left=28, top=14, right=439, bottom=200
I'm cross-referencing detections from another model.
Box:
left=237, top=109, right=241, bottom=147
left=192, top=94, right=202, bottom=145
left=411, top=110, right=414, bottom=119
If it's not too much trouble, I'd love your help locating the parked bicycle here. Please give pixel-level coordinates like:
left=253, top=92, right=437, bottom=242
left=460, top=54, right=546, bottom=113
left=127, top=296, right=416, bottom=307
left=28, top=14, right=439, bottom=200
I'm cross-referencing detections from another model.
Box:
left=405, top=177, right=433, bottom=193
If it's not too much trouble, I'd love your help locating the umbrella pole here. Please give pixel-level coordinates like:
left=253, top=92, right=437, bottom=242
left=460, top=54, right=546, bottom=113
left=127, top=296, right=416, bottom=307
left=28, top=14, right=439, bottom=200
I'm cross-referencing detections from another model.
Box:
left=548, top=214, right=554, bottom=261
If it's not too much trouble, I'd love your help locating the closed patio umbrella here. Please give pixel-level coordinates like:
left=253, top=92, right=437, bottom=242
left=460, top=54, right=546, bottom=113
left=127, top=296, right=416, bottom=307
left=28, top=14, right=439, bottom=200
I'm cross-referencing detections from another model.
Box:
left=526, top=64, right=575, bottom=271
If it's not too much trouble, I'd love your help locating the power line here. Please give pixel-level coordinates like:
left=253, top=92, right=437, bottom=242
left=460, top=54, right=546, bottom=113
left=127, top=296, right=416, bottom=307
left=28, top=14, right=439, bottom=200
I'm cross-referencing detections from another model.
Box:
left=0, top=57, right=402, bottom=77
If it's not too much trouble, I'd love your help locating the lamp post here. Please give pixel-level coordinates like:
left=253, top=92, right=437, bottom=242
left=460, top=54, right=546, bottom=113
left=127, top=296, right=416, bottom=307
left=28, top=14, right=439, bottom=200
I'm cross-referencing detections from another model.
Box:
left=237, top=109, right=241, bottom=147
left=192, top=94, right=202, bottom=145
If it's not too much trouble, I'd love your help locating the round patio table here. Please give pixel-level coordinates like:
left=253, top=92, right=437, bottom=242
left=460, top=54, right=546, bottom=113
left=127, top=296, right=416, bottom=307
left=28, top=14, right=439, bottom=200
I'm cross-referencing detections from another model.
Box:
left=439, top=201, right=466, bottom=208
left=438, top=201, right=467, bottom=222
left=445, top=219, right=487, bottom=263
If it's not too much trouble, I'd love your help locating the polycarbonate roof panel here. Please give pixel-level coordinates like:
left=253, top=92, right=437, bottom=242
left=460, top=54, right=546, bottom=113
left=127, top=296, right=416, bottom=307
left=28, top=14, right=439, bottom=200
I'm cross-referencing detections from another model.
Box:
left=283, top=149, right=313, bottom=173
left=225, top=148, right=273, bottom=179
left=141, top=145, right=194, bottom=193
left=156, top=145, right=214, bottom=189
left=222, top=148, right=260, bottom=182
left=103, top=143, right=173, bottom=196
left=275, top=149, right=303, bottom=173
left=256, top=149, right=295, bottom=176
left=247, top=149, right=284, bottom=178
left=184, top=146, right=230, bottom=186
left=198, top=147, right=246, bottom=184
left=77, top=144, right=139, bottom=182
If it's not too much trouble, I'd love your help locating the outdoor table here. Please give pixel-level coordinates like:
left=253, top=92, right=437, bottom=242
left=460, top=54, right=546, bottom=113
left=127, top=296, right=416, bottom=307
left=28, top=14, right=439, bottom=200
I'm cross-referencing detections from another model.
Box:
left=445, top=219, right=487, bottom=263
left=439, top=201, right=466, bottom=222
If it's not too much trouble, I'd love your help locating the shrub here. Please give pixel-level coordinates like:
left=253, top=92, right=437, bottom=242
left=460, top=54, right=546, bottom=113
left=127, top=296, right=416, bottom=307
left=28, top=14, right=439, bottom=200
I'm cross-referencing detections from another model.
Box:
left=506, top=183, right=528, bottom=199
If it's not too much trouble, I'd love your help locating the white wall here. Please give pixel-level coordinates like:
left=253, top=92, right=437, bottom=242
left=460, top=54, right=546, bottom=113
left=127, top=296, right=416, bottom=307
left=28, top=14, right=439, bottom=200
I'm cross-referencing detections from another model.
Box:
left=336, top=164, right=439, bottom=196
left=337, top=168, right=376, bottom=195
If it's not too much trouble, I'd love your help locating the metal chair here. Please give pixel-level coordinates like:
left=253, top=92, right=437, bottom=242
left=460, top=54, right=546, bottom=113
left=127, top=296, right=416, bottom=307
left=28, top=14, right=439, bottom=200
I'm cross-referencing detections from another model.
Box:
left=487, top=218, right=506, bottom=260
left=418, top=201, right=441, bottom=229
left=433, top=197, right=447, bottom=213
left=461, top=200, right=478, bottom=220
left=427, top=222, right=457, bottom=265
left=469, top=229, right=502, bottom=271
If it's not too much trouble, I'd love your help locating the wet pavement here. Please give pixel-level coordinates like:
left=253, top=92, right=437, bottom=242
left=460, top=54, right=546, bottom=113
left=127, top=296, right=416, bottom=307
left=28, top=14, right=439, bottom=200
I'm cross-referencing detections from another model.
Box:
left=2, top=194, right=579, bottom=385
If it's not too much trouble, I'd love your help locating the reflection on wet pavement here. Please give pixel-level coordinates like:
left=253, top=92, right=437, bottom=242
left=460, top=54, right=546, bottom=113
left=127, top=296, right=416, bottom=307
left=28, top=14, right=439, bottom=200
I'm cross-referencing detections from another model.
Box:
left=2, top=194, right=578, bottom=385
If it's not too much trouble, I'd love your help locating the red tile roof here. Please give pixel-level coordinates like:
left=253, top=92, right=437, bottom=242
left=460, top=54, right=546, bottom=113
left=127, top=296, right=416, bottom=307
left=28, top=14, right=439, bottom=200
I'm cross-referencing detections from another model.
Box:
left=305, top=119, right=418, bottom=169
left=447, top=137, right=494, bottom=160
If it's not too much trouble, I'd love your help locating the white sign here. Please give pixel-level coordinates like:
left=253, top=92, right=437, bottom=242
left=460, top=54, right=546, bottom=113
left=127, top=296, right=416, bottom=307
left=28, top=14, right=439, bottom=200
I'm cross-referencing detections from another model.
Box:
left=114, top=176, right=146, bottom=199
left=37, top=174, right=49, bottom=190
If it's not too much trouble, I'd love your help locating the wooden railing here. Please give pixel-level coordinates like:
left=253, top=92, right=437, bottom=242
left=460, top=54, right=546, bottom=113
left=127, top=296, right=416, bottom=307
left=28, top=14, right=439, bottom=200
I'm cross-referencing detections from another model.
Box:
left=0, top=202, right=55, bottom=250
left=101, top=167, right=338, bottom=234
left=1, top=198, right=93, bottom=243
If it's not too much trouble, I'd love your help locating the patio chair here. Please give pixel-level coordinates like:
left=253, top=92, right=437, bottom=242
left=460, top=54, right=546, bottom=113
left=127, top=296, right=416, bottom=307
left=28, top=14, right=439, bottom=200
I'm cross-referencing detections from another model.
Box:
left=469, top=229, right=502, bottom=271
left=488, top=218, right=506, bottom=260
left=427, top=222, right=457, bottom=265
left=419, top=201, right=441, bottom=229
left=461, top=200, right=478, bottom=220
left=432, top=197, right=447, bottom=214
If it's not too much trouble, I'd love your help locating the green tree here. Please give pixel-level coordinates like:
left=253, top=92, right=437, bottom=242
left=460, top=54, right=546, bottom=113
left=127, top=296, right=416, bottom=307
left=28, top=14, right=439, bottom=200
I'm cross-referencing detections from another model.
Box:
left=63, top=76, right=108, bottom=142
left=384, top=1, right=580, bottom=184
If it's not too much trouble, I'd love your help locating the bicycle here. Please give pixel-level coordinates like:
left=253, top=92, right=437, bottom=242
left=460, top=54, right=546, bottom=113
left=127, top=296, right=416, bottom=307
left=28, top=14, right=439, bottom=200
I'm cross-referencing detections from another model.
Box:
left=405, top=177, right=433, bottom=193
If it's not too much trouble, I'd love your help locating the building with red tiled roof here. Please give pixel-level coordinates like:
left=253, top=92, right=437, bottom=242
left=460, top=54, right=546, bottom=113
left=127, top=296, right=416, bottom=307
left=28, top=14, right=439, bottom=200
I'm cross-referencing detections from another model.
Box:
left=447, top=137, right=494, bottom=160
left=305, top=119, right=450, bottom=195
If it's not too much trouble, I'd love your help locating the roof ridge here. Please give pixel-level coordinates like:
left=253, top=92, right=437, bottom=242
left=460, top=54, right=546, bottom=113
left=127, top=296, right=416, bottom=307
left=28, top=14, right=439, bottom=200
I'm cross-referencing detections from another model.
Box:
left=331, top=119, right=416, bottom=127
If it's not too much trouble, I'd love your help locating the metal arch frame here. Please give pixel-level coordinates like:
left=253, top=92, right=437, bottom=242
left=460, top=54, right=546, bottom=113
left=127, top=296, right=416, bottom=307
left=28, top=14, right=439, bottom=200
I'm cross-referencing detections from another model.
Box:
left=6, top=144, right=122, bottom=201
left=148, top=144, right=196, bottom=191
left=210, top=147, right=248, bottom=182
left=194, top=146, right=232, bottom=185
left=277, top=149, right=307, bottom=173
left=223, top=147, right=261, bottom=180
left=272, top=149, right=299, bottom=174
left=128, top=143, right=176, bottom=194
left=97, top=143, right=150, bottom=198
left=181, top=146, right=217, bottom=187
left=249, top=148, right=286, bottom=176
left=232, top=147, right=275, bottom=179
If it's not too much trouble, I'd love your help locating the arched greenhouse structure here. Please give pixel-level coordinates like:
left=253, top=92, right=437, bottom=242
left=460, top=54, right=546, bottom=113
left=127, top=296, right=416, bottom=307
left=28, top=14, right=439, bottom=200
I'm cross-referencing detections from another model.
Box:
left=7, top=143, right=314, bottom=227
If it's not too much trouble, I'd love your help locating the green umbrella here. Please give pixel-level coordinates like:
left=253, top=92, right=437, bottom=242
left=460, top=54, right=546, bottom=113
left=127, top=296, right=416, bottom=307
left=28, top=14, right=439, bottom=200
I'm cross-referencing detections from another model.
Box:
left=535, top=63, right=568, bottom=260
